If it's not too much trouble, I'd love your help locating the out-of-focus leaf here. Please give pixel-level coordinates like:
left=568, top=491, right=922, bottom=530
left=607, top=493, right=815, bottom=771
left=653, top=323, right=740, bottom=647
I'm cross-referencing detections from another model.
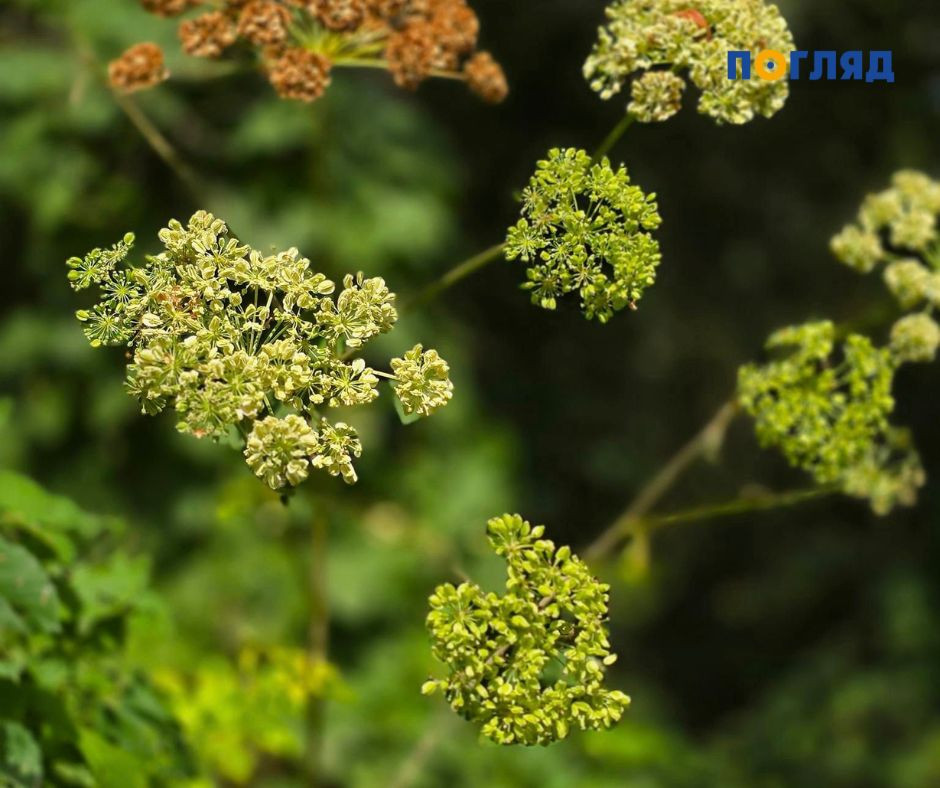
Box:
left=72, top=553, right=150, bottom=633
left=78, top=729, right=146, bottom=788
left=0, top=720, right=43, bottom=787
left=0, top=537, right=60, bottom=636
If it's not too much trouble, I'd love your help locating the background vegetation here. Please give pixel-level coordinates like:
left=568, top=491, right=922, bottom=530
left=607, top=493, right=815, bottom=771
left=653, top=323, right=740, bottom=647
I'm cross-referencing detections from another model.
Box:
left=2, top=0, right=939, bottom=784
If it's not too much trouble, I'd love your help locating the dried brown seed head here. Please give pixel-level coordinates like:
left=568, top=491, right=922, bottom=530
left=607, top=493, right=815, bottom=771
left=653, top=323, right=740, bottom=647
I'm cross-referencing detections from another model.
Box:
left=179, top=11, right=239, bottom=58
left=140, top=0, right=196, bottom=17
left=237, top=0, right=294, bottom=46
left=311, top=0, right=366, bottom=30
left=267, top=47, right=333, bottom=101
left=108, top=42, right=170, bottom=93
left=385, top=21, right=437, bottom=89
left=464, top=50, right=507, bottom=103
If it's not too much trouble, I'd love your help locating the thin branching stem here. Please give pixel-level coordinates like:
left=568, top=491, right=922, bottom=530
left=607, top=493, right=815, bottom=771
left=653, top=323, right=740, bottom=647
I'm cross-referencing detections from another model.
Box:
left=584, top=398, right=739, bottom=562
left=400, top=242, right=507, bottom=314
left=592, top=112, right=637, bottom=163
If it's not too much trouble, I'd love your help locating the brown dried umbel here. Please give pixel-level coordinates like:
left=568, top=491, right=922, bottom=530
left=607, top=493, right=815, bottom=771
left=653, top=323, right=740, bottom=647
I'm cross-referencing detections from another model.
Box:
left=108, top=42, right=170, bottom=93
left=267, top=48, right=333, bottom=101
left=179, top=11, right=239, bottom=58
left=130, top=0, right=506, bottom=103
left=464, top=51, right=507, bottom=104
left=140, top=0, right=195, bottom=17
left=311, top=0, right=366, bottom=31
left=386, top=21, right=438, bottom=89
left=237, top=0, right=293, bottom=47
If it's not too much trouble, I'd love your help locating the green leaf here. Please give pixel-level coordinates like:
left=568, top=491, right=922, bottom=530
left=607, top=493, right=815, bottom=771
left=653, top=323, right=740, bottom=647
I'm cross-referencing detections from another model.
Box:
left=78, top=730, right=146, bottom=788
left=0, top=471, right=113, bottom=562
left=0, top=720, right=42, bottom=787
left=0, top=537, right=60, bottom=636
left=72, top=553, right=150, bottom=634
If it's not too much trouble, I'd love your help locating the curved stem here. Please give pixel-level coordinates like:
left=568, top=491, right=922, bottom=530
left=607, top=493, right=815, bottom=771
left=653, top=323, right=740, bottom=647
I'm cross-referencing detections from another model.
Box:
left=584, top=398, right=739, bottom=562
left=400, top=242, right=507, bottom=314
left=592, top=112, right=637, bottom=163
left=633, top=486, right=836, bottom=536
left=111, top=91, right=203, bottom=197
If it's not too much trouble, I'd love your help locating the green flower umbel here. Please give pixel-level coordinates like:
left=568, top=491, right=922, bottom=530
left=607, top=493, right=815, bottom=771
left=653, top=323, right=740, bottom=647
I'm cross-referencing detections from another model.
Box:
left=738, top=321, right=924, bottom=515
left=67, top=211, right=453, bottom=490
left=424, top=514, right=629, bottom=746
left=584, top=0, right=794, bottom=125
left=505, top=148, right=662, bottom=322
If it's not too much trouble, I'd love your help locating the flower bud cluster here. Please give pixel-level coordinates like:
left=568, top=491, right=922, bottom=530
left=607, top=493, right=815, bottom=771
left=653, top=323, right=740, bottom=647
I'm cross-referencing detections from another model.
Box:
left=831, top=171, right=940, bottom=364
left=584, top=0, right=794, bottom=124
left=505, top=148, right=662, bottom=322
left=121, top=0, right=507, bottom=103
left=738, top=321, right=924, bottom=515
left=67, top=211, right=453, bottom=489
left=424, top=514, right=630, bottom=746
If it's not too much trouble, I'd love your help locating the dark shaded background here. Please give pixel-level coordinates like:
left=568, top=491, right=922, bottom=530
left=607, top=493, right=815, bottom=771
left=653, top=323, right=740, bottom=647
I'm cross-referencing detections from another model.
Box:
left=2, top=0, right=940, bottom=784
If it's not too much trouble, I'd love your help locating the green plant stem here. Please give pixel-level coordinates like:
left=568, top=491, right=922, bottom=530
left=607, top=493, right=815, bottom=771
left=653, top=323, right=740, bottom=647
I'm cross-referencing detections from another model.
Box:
left=400, top=243, right=507, bottom=314
left=111, top=92, right=198, bottom=190
left=333, top=57, right=466, bottom=82
left=592, top=112, right=637, bottom=163
left=630, top=486, right=836, bottom=537
left=584, top=398, right=739, bottom=562
left=305, top=510, right=329, bottom=785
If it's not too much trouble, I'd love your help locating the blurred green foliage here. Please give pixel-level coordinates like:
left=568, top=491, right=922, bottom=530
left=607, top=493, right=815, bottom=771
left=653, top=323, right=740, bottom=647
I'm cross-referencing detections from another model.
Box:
left=2, top=0, right=940, bottom=785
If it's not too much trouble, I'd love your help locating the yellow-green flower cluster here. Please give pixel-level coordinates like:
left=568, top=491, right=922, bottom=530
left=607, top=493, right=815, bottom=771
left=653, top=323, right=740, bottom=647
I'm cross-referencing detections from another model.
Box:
left=423, top=514, right=629, bottom=746
left=66, top=211, right=453, bottom=490
left=831, top=171, right=940, bottom=368
left=831, top=171, right=940, bottom=275
left=629, top=70, right=686, bottom=123
left=737, top=321, right=924, bottom=515
left=584, top=0, right=794, bottom=124
left=390, top=344, right=454, bottom=417
left=505, top=148, right=662, bottom=322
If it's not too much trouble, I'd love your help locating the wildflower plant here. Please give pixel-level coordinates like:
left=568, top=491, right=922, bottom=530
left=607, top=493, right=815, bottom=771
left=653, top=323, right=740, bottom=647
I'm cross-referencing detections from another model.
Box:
left=737, top=321, right=925, bottom=515
left=66, top=211, right=453, bottom=490
left=423, top=514, right=629, bottom=746
left=584, top=0, right=794, bottom=124
left=118, top=0, right=507, bottom=104
left=504, top=148, right=663, bottom=322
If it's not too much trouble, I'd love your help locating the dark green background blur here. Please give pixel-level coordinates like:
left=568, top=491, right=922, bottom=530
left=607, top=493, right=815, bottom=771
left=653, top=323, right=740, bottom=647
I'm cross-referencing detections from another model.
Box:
left=2, top=0, right=940, bottom=784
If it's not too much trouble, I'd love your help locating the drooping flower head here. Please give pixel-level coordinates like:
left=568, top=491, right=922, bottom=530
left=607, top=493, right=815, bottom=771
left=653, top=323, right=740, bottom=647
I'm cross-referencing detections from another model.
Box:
left=505, top=148, right=662, bottom=322
left=424, top=514, right=629, bottom=746
left=67, top=212, right=453, bottom=490
left=584, top=0, right=794, bottom=124
left=737, top=321, right=924, bottom=515
left=126, top=0, right=507, bottom=104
